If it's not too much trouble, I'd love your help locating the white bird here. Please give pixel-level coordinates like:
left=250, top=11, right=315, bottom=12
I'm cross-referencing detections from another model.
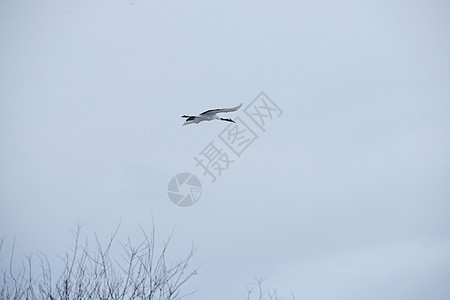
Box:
left=181, top=103, right=243, bottom=126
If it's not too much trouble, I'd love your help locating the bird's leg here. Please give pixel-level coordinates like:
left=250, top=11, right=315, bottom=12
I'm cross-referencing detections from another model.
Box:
left=220, top=118, right=236, bottom=123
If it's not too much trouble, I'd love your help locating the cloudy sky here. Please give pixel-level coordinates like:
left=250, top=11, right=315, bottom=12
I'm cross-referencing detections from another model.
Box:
left=1, top=0, right=449, bottom=299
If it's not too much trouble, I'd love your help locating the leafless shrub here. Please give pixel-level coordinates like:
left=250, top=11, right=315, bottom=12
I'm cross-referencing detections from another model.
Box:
left=0, top=224, right=197, bottom=300
left=244, top=278, right=295, bottom=300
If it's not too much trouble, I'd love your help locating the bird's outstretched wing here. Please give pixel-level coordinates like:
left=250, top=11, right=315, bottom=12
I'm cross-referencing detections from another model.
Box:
left=199, top=103, right=243, bottom=116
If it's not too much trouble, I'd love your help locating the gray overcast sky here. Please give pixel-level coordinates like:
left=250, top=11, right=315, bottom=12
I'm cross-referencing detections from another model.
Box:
left=1, top=0, right=449, bottom=299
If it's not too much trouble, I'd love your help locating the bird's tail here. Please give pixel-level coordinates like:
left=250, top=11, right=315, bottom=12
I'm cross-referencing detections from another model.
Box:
left=181, top=115, right=191, bottom=118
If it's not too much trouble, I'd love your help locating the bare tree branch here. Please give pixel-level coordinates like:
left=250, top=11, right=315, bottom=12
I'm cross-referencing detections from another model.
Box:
left=0, top=224, right=198, bottom=300
left=244, top=277, right=295, bottom=300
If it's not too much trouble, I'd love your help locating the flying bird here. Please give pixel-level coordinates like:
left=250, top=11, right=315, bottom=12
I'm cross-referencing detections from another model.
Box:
left=181, top=103, right=243, bottom=126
